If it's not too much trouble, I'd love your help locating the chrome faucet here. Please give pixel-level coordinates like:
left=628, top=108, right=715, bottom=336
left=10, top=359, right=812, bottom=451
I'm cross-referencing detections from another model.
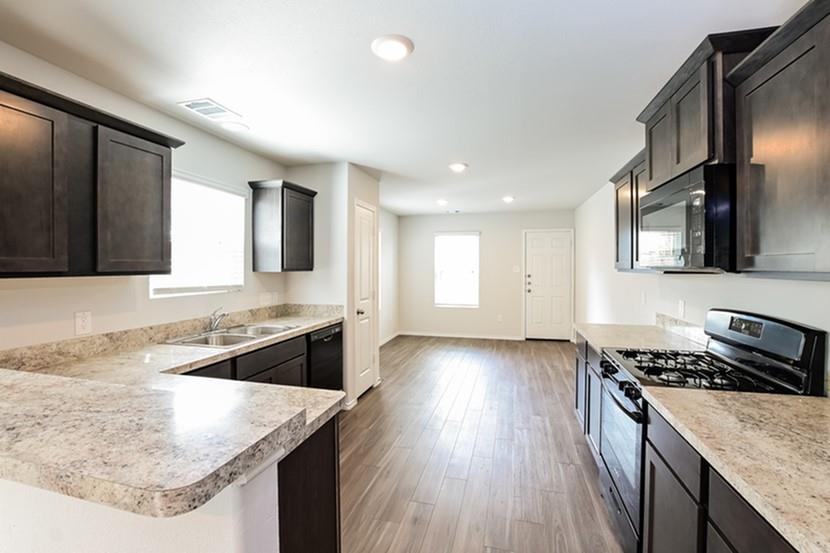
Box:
left=208, top=307, right=228, bottom=332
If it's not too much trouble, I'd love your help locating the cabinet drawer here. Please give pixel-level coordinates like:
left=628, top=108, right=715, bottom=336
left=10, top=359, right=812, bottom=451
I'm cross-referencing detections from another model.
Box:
left=186, top=360, right=233, bottom=380
left=707, top=523, right=735, bottom=553
left=708, top=470, right=796, bottom=553
left=236, top=336, right=306, bottom=380
left=646, top=405, right=703, bottom=501
left=245, top=355, right=306, bottom=387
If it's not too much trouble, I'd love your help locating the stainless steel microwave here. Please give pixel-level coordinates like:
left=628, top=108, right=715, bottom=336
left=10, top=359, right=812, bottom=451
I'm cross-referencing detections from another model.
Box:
left=638, top=165, right=735, bottom=272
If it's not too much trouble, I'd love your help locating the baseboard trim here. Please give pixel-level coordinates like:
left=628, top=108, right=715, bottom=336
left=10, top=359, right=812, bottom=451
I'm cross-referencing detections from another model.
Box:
left=343, top=398, right=358, bottom=411
left=398, top=331, right=525, bottom=341
left=380, top=332, right=400, bottom=346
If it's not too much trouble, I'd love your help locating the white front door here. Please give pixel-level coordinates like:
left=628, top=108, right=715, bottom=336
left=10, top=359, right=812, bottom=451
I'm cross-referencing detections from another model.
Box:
left=524, top=230, right=573, bottom=340
left=354, top=202, right=377, bottom=397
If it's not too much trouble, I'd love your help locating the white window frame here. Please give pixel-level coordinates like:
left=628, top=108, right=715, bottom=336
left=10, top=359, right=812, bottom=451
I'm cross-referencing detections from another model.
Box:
left=433, top=231, right=480, bottom=309
left=149, top=170, right=247, bottom=298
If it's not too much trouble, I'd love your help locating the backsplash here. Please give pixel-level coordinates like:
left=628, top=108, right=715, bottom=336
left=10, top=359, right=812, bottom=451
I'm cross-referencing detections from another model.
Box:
left=0, top=304, right=343, bottom=372
left=655, top=313, right=709, bottom=347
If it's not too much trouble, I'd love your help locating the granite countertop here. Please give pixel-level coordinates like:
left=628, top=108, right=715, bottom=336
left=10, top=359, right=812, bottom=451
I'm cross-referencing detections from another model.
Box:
left=0, top=314, right=345, bottom=517
left=574, top=322, right=706, bottom=351
left=644, top=387, right=830, bottom=553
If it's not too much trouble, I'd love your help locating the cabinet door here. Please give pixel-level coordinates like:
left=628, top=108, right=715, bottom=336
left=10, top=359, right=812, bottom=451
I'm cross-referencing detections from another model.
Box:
left=575, top=354, right=587, bottom=429
left=186, top=360, right=234, bottom=380
left=632, top=161, right=647, bottom=268
left=0, top=90, right=69, bottom=272
left=279, top=416, right=340, bottom=553
left=736, top=15, right=830, bottom=273
left=672, top=63, right=712, bottom=176
left=645, top=102, right=674, bottom=191
left=615, top=174, right=634, bottom=270
left=96, top=126, right=171, bottom=273
left=642, top=442, right=701, bottom=553
left=586, top=364, right=602, bottom=463
left=282, top=187, right=314, bottom=271
left=246, top=356, right=306, bottom=387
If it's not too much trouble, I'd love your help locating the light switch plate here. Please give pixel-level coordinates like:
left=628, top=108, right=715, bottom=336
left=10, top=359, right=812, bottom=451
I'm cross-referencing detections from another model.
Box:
left=678, top=300, right=686, bottom=318
left=74, top=311, right=92, bottom=335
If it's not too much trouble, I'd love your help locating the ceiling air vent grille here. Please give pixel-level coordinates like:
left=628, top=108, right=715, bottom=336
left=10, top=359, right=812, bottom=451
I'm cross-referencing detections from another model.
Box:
left=178, top=98, right=240, bottom=121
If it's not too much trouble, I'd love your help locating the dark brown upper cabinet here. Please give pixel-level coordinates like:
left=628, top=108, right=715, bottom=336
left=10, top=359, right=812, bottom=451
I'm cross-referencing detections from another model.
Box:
left=728, top=3, right=830, bottom=275
left=0, top=71, right=183, bottom=278
left=611, top=150, right=645, bottom=271
left=638, top=28, right=776, bottom=192
left=0, top=90, right=69, bottom=273
left=249, top=180, right=317, bottom=272
left=96, top=127, right=171, bottom=273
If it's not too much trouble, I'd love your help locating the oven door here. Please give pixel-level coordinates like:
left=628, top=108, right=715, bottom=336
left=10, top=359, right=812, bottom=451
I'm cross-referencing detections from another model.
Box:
left=599, top=376, right=644, bottom=534
left=639, top=173, right=706, bottom=270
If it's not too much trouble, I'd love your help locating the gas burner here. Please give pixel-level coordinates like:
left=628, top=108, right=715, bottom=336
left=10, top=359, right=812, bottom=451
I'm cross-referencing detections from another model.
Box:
left=658, top=371, right=688, bottom=386
left=703, top=374, right=738, bottom=391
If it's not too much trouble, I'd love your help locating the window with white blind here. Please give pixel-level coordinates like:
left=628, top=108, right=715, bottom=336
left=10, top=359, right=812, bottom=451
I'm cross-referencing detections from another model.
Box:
left=149, top=176, right=246, bottom=297
left=434, top=232, right=480, bottom=308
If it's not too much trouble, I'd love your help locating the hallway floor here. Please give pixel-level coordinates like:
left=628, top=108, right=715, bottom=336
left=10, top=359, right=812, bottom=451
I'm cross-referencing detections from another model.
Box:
left=339, top=336, right=623, bottom=553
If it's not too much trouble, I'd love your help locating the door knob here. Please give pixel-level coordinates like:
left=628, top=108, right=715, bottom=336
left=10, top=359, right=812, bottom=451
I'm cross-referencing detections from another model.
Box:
left=527, top=289, right=531, bottom=293
left=357, top=309, right=365, bottom=315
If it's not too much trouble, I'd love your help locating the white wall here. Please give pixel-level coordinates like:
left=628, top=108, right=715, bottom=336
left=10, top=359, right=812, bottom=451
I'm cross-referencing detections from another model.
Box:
left=399, top=210, right=574, bottom=339
left=284, top=163, right=349, bottom=306
left=575, top=182, right=830, bottom=359
left=379, top=209, right=399, bottom=345
left=0, top=41, right=287, bottom=350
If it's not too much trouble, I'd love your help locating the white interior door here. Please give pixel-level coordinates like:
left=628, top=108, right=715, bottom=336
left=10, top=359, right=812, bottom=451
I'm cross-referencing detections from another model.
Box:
left=354, top=202, right=377, bottom=397
left=524, top=230, right=573, bottom=340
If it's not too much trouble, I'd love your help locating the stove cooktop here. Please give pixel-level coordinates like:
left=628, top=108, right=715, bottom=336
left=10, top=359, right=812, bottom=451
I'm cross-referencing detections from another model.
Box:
left=605, top=348, right=782, bottom=393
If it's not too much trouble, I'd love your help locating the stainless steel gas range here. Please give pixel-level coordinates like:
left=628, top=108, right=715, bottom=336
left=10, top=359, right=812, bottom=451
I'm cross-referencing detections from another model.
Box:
left=596, top=309, right=826, bottom=552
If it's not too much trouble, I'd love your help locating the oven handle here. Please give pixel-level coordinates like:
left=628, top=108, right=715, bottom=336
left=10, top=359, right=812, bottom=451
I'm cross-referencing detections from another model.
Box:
left=604, top=385, right=644, bottom=424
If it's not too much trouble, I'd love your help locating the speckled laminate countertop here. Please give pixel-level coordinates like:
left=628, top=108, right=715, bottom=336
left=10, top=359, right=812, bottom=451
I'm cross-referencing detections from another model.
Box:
left=0, top=314, right=345, bottom=517
left=644, top=387, right=830, bottom=553
left=574, top=322, right=707, bottom=351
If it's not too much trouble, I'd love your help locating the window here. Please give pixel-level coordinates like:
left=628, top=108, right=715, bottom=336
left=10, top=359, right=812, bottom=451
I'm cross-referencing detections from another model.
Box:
left=150, top=176, right=246, bottom=297
left=434, top=232, right=479, bottom=308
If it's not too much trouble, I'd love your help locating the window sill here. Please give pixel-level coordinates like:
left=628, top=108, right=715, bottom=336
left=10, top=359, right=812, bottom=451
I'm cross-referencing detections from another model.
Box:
left=150, top=287, right=243, bottom=300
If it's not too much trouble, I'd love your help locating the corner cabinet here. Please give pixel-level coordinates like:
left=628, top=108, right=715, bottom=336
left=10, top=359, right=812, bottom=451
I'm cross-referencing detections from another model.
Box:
left=637, top=28, right=775, bottom=191
left=249, top=180, right=317, bottom=272
left=611, top=150, right=645, bottom=271
left=0, top=71, right=183, bottom=278
left=730, top=8, right=830, bottom=274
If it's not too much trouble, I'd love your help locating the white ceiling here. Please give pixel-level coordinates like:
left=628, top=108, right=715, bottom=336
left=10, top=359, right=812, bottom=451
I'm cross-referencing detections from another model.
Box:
left=0, top=0, right=804, bottom=214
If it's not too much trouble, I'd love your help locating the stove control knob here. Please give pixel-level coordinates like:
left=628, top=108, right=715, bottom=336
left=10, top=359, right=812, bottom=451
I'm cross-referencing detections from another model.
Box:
left=600, top=360, right=617, bottom=378
left=623, top=384, right=642, bottom=401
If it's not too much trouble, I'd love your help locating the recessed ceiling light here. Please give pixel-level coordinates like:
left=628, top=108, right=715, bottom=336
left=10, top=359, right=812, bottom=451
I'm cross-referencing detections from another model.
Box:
left=449, top=162, right=469, bottom=174
left=437, top=199, right=448, bottom=206
left=219, top=121, right=250, bottom=133
left=371, top=35, right=414, bottom=62
left=502, top=196, right=515, bottom=204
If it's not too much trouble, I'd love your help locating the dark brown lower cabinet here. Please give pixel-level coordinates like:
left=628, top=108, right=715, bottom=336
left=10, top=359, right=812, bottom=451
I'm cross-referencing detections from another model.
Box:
left=185, top=360, right=234, bottom=380
left=279, top=416, right=341, bottom=553
left=246, top=355, right=306, bottom=386
left=585, top=363, right=602, bottom=463
left=642, top=442, right=702, bottom=553
left=707, top=523, right=735, bottom=553
left=708, top=469, right=797, bottom=553
left=575, top=354, right=587, bottom=429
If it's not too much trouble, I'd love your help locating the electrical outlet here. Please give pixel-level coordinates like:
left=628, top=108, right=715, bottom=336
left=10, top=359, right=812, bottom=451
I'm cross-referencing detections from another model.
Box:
left=259, top=292, right=272, bottom=307
left=497, top=314, right=503, bottom=323
left=678, top=300, right=686, bottom=318
left=640, top=291, right=647, bottom=306
left=512, top=265, right=520, bottom=273
left=74, top=311, right=92, bottom=335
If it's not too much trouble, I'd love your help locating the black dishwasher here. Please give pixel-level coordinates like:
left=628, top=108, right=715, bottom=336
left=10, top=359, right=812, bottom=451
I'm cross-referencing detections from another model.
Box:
left=307, top=324, right=343, bottom=390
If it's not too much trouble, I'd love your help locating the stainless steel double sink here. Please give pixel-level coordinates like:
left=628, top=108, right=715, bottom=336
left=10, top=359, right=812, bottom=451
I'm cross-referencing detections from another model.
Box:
left=167, top=324, right=300, bottom=348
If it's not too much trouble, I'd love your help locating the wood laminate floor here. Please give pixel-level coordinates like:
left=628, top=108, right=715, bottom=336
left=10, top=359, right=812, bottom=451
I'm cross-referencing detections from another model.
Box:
left=339, top=336, right=623, bottom=553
